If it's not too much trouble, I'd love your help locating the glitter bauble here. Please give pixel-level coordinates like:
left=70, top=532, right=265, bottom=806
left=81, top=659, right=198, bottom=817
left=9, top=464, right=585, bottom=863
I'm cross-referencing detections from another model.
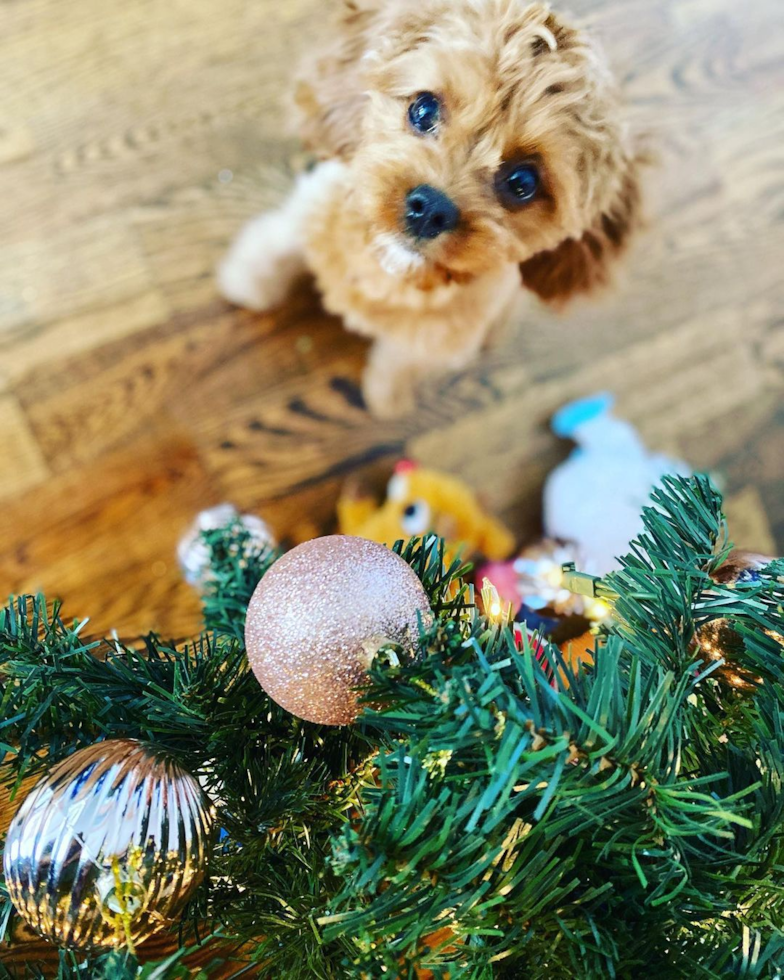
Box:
left=3, top=740, right=214, bottom=952
left=178, top=503, right=275, bottom=590
left=245, top=536, right=433, bottom=725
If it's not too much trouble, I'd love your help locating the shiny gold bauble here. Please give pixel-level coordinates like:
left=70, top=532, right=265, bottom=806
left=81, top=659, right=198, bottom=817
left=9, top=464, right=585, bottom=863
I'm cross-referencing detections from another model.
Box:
left=245, top=536, right=433, bottom=725
left=3, top=739, right=214, bottom=952
left=710, top=550, right=775, bottom=586
left=697, top=550, right=780, bottom=692
left=696, top=619, right=763, bottom=692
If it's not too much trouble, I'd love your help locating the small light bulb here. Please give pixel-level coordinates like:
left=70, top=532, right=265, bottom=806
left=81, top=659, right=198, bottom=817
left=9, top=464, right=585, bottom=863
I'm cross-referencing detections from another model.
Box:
left=481, top=577, right=512, bottom=627
left=586, top=599, right=611, bottom=621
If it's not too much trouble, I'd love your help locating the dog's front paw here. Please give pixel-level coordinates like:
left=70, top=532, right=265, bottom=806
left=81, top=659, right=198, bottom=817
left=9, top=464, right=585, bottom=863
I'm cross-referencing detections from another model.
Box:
left=362, top=363, right=416, bottom=419
left=217, top=213, right=303, bottom=312
left=217, top=255, right=282, bottom=312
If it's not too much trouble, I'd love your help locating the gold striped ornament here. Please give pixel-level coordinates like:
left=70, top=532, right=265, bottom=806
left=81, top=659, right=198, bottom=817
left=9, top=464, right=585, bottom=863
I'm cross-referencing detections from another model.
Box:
left=3, top=739, right=214, bottom=952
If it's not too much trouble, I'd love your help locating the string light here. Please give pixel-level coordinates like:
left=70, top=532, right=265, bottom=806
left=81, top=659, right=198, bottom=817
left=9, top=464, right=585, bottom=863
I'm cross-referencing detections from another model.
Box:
left=561, top=563, right=615, bottom=623
left=585, top=598, right=611, bottom=621
left=481, top=578, right=514, bottom=628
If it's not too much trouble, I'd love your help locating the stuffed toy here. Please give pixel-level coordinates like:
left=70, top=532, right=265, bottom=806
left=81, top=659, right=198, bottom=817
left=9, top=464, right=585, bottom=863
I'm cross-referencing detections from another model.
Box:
left=477, top=392, right=692, bottom=640
left=338, top=461, right=515, bottom=561
left=544, top=392, right=691, bottom=574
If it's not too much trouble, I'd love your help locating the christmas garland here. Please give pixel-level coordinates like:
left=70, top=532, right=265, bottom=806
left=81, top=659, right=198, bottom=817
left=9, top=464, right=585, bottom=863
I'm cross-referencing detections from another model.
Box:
left=1, top=475, right=783, bottom=979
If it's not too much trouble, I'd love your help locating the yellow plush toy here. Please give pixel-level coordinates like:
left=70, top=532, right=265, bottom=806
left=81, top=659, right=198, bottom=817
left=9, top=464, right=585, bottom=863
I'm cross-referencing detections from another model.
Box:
left=337, top=461, right=515, bottom=561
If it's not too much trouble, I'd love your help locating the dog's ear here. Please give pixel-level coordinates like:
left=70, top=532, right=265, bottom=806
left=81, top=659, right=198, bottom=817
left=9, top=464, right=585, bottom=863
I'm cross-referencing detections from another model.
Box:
left=294, top=0, right=385, bottom=160
left=520, top=160, right=643, bottom=306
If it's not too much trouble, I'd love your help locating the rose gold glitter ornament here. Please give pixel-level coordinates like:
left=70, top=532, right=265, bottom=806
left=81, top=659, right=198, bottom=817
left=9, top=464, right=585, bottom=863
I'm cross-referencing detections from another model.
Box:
left=245, top=536, right=433, bottom=725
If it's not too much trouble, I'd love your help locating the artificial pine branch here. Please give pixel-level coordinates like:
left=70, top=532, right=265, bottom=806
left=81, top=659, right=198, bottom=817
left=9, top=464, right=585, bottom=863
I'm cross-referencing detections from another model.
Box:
left=0, top=533, right=470, bottom=978
left=199, top=522, right=279, bottom=642
left=0, top=479, right=782, bottom=979
left=0, top=541, right=373, bottom=976
left=325, top=476, right=784, bottom=978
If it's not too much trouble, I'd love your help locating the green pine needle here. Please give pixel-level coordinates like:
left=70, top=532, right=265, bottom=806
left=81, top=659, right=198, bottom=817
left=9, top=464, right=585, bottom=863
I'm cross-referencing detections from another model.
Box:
left=1, top=480, right=783, bottom=978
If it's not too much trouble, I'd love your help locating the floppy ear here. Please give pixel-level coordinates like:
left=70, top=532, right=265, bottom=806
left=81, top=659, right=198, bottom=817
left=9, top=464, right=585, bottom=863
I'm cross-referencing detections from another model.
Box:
left=294, top=0, right=385, bottom=160
left=520, top=160, right=643, bottom=306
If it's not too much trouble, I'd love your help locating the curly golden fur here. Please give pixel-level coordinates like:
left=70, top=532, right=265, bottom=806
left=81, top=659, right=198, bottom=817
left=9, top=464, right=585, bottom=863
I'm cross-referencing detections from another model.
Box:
left=219, top=0, right=643, bottom=416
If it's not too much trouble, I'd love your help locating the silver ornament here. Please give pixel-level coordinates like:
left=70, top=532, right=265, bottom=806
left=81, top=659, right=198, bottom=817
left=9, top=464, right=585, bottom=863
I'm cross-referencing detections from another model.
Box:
left=178, top=503, right=275, bottom=590
left=3, top=740, right=214, bottom=952
left=245, top=536, right=433, bottom=726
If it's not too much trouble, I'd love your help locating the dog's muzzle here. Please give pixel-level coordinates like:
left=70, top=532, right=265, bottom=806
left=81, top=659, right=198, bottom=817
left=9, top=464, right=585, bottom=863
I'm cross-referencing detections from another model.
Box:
left=405, top=185, right=461, bottom=240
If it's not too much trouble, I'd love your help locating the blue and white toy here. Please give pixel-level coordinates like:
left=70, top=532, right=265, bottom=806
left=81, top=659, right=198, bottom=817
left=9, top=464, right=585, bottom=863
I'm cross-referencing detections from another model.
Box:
left=544, top=393, right=691, bottom=575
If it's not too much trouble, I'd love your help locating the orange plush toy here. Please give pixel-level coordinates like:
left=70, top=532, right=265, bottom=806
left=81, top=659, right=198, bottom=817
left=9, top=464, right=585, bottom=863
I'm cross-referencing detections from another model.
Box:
left=338, top=461, right=515, bottom=562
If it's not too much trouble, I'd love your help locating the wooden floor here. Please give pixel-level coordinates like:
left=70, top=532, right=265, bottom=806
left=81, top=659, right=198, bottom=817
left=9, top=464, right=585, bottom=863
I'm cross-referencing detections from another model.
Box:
left=1, top=0, right=783, bottom=640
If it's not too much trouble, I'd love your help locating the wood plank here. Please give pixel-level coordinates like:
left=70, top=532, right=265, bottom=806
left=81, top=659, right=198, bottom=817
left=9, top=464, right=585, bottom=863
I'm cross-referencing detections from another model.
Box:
left=0, top=395, right=50, bottom=500
left=0, top=431, right=213, bottom=638
left=0, top=216, right=169, bottom=382
left=19, top=305, right=243, bottom=472
left=724, top=487, right=777, bottom=557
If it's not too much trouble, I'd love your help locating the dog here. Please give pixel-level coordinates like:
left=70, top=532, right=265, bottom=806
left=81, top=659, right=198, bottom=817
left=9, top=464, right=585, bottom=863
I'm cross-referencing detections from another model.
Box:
left=219, top=0, right=642, bottom=417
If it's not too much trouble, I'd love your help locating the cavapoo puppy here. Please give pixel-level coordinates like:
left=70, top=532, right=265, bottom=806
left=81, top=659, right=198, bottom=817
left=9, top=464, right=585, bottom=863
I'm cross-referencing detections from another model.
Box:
left=219, top=0, right=642, bottom=417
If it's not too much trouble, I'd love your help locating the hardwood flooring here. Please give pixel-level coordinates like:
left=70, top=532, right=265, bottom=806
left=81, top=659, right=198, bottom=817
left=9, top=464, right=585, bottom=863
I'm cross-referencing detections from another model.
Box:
left=2, top=0, right=782, bottom=639
left=0, top=0, right=782, bottom=970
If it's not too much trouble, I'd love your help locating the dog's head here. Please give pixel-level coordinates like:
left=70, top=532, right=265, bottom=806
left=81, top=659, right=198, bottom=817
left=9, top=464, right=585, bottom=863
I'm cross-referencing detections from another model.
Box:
left=298, top=0, right=642, bottom=297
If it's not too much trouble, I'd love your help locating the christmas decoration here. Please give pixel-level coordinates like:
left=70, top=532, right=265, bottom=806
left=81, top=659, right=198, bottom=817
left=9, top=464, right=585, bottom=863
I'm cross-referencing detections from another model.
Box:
left=695, top=549, right=781, bottom=691
left=338, top=460, right=514, bottom=562
left=245, top=535, right=433, bottom=725
left=545, top=392, right=690, bottom=573
left=178, top=503, right=275, bottom=589
left=3, top=740, right=214, bottom=953
left=480, top=576, right=515, bottom=628
left=0, top=478, right=782, bottom=980
left=711, top=549, right=776, bottom=585
left=480, top=539, right=611, bottom=624
left=512, top=540, right=591, bottom=614
left=696, top=618, right=761, bottom=692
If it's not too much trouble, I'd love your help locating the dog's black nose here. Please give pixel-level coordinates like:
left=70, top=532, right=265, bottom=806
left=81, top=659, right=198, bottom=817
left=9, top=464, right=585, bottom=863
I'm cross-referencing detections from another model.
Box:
left=405, top=185, right=460, bottom=240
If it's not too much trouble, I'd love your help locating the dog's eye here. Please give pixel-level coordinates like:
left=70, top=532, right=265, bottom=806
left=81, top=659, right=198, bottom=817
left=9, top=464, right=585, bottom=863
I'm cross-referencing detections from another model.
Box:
left=408, top=93, right=442, bottom=135
left=496, top=162, right=541, bottom=208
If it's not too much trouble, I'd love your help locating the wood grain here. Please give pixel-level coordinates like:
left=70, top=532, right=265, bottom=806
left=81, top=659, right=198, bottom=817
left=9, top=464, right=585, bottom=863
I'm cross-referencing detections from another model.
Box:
left=0, top=396, right=49, bottom=500
left=0, top=0, right=782, bottom=972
